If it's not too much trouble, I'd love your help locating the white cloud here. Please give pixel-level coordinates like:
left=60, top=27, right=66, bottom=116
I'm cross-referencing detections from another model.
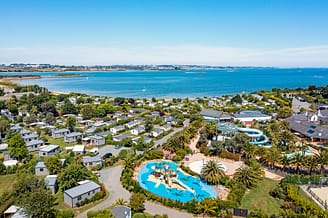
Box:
left=0, top=45, right=328, bottom=67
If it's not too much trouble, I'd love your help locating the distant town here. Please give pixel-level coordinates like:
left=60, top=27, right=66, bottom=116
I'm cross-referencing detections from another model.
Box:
left=0, top=63, right=266, bottom=72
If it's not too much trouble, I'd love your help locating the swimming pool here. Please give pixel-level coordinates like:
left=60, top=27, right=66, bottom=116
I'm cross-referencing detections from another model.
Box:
left=137, top=161, right=217, bottom=202
left=284, top=149, right=313, bottom=159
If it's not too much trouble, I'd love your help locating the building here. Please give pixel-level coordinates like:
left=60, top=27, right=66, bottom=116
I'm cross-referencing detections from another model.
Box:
left=89, top=135, right=105, bottom=146
left=130, top=125, right=145, bottom=136
left=82, top=156, right=102, bottom=168
left=110, top=125, right=125, bottom=134
left=200, top=109, right=232, bottom=123
left=63, top=180, right=101, bottom=207
left=112, top=205, right=132, bottom=218
left=124, top=120, right=140, bottom=129
left=39, top=144, right=60, bottom=157
left=113, top=134, right=132, bottom=142
left=152, top=128, right=164, bottom=137
left=26, top=139, right=44, bottom=151
left=287, top=113, right=328, bottom=144
left=22, top=134, right=39, bottom=143
left=161, top=124, right=172, bottom=132
left=52, top=128, right=70, bottom=138
left=72, top=145, right=85, bottom=155
left=45, top=175, right=58, bottom=194
left=64, top=132, right=83, bottom=143
left=35, top=161, right=49, bottom=176
left=233, top=110, right=271, bottom=123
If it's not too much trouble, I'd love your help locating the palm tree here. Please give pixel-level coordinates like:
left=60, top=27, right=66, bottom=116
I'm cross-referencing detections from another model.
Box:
left=234, top=166, right=259, bottom=188
left=315, top=149, right=328, bottom=174
left=243, top=143, right=257, bottom=159
left=305, top=155, right=318, bottom=175
left=281, top=155, right=290, bottom=172
left=201, top=160, right=225, bottom=185
left=196, top=198, right=217, bottom=218
left=114, top=198, right=128, bottom=206
left=291, top=152, right=304, bottom=174
left=263, top=148, right=281, bottom=169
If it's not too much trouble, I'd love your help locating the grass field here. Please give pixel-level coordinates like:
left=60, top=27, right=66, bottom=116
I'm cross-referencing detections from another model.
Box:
left=241, top=178, right=283, bottom=216
left=0, top=174, right=17, bottom=195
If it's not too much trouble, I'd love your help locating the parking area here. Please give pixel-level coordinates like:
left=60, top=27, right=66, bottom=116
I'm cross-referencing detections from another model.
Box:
left=98, top=145, right=130, bottom=157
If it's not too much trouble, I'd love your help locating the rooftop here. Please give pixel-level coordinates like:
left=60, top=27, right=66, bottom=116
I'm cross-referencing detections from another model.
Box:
left=64, top=180, right=101, bottom=198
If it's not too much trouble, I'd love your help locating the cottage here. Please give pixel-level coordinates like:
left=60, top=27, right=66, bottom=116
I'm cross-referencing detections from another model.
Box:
left=84, top=128, right=96, bottom=135
left=10, top=124, right=23, bottom=132
left=64, top=180, right=101, bottom=207
left=124, top=120, right=140, bottom=129
left=82, top=156, right=102, bottom=168
left=150, top=111, right=160, bottom=117
left=132, top=136, right=152, bottom=145
left=26, top=139, right=44, bottom=151
left=110, top=125, right=125, bottom=134
left=64, top=132, right=83, bottom=143
left=152, top=128, right=164, bottom=137
left=95, top=131, right=112, bottom=138
left=89, top=135, right=105, bottom=146
left=233, top=110, right=271, bottom=123
left=72, top=145, right=85, bottom=155
left=80, top=120, right=95, bottom=127
left=35, top=161, right=49, bottom=176
left=39, top=144, right=60, bottom=157
left=113, top=134, right=132, bottom=142
left=112, top=205, right=132, bottom=218
left=161, top=124, right=172, bottom=132
left=131, top=125, right=145, bottom=136
left=22, top=134, right=39, bottom=143
left=19, top=129, right=31, bottom=137
left=45, top=175, right=58, bottom=194
left=52, top=128, right=70, bottom=138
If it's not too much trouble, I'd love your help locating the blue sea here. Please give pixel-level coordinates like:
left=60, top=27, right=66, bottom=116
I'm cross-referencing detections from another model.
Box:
left=3, top=68, right=328, bottom=97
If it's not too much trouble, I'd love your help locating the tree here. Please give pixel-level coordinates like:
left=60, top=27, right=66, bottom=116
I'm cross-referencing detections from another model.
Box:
left=315, top=149, right=328, bottom=174
left=41, top=101, right=57, bottom=115
left=45, top=112, right=56, bottom=125
left=234, top=166, right=259, bottom=188
left=0, top=116, right=9, bottom=138
left=61, top=99, right=77, bottom=115
left=114, top=198, right=128, bottom=206
left=231, top=94, right=242, bottom=104
left=196, top=198, right=217, bottom=218
left=201, top=160, right=225, bottom=185
left=45, top=156, right=62, bottom=174
left=66, top=116, right=76, bottom=132
left=8, top=134, right=29, bottom=161
left=13, top=173, right=56, bottom=218
left=144, top=117, right=153, bottom=133
left=129, top=193, right=145, bottom=213
left=81, top=105, right=93, bottom=120
left=21, top=186, right=56, bottom=218
left=58, top=164, right=95, bottom=190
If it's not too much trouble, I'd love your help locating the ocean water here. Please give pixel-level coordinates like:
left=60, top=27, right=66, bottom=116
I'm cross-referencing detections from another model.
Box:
left=4, top=68, right=328, bottom=97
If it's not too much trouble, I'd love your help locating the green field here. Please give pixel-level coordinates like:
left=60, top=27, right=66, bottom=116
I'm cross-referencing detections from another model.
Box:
left=241, top=178, right=283, bottom=216
left=0, top=174, right=16, bottom=195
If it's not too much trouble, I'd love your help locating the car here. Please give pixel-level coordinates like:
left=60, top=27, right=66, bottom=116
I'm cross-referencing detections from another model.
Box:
left=102, top=152, right=113, bottom=159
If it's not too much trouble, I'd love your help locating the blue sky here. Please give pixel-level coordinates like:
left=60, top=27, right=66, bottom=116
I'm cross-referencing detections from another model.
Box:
left=1, top=0, right=328, bottom=66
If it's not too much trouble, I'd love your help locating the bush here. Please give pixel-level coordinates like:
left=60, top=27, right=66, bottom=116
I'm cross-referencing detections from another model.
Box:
left=56, top=209, right=74, bottom=218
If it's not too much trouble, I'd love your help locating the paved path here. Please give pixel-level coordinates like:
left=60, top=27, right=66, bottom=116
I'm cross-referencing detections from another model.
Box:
left=145, top=201, right=194, bottom=218
left=152, top=119, right=190, bottom=149
left=77, top=166, right=130, bottom=218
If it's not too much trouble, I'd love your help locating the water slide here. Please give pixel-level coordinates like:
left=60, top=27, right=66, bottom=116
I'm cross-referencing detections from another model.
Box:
left=171, top=178, right=195, bottom=194
left=238, top=127, right=269, bottom=145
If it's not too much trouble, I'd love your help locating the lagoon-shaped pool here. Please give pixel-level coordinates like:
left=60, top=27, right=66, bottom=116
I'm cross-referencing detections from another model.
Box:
left=137, top=161, right=217, bottom=202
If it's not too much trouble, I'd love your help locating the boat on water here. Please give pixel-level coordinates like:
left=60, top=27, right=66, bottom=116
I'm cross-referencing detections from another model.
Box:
left=141, top=88, right=146, bottom=92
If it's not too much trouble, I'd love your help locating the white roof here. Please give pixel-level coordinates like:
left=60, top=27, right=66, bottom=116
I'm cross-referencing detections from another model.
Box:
left=0, top=143, right=8, bottom=150
left=4, top=205, right=20, bottom=214
left=3, top=160, right=18, bottom=167
left=72, top=145, right=85, bottom=152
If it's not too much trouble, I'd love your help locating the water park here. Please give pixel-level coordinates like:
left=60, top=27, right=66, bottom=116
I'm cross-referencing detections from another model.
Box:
left=217, top=123, right=271, bottom=147
left=136, top=160, right=219, bottom=202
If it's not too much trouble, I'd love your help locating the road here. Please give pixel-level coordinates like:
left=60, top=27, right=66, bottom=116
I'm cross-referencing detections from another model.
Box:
left=78, top=166, right=193, bottom=218
left=151, top=119, right=190, bottom=149
left=77, top=166, right=130, bottom=218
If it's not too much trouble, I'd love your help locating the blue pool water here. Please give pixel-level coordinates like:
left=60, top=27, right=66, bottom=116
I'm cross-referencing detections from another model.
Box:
left=137, top=161, right=217, bottom=202
left=6, top=68, right=328, bottom=97
left=285, top=149, right=312, bottom=159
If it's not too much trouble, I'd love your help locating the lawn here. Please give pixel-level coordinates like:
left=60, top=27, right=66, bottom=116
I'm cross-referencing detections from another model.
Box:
left=241, top=178, right=283, bottom=216
left=0, top=174, right=17, bottom=195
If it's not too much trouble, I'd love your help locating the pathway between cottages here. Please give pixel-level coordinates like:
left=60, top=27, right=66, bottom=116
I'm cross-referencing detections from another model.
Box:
left=77, top=166, right=130, bottom=218
left=77, top=165, right=194, bottom=218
